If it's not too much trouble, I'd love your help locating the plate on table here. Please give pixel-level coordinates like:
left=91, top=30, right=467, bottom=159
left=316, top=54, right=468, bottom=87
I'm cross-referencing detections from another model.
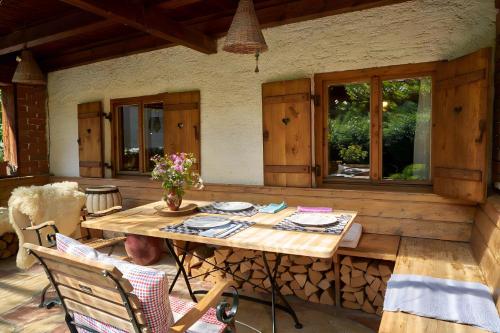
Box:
left=184, top=216, right=232, bottom=229
left=288, top=213, right=339, bottom=227
left=212, top=202, right=254, bottom=212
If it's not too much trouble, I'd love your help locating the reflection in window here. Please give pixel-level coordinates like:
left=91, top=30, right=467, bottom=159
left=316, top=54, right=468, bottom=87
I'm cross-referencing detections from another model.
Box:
left=120, top=105, right=139, bottom=171
left=382, top=77, right=431, bottom=181
left=144, top=102, right=164, bottom=171
left=328, top=83, right=371, bottom=179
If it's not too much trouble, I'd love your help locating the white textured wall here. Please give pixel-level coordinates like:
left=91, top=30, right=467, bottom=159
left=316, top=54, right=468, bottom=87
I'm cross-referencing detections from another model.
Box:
left=48, top=0, right=496, bottom=184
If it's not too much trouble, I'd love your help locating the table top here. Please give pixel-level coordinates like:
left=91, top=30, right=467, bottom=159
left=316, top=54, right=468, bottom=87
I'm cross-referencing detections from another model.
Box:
left=82, top=200, right=357, bottom=258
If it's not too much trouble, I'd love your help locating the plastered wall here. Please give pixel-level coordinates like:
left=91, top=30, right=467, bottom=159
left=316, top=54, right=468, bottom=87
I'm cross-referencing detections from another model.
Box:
left=47, top=0, right=496, bottom=185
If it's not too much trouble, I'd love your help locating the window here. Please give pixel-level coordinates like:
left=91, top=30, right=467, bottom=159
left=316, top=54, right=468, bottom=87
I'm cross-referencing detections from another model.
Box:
left=111, top=91, right=201, bottom=175
left=113, top=93, right=168, bottom=174
left=315, top=62, right=437, bottom=186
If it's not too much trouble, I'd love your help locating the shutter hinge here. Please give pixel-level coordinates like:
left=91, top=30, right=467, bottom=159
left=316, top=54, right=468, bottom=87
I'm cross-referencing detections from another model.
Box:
left=311, top=94, right=320, bottom=107
left=101, top=112, right=112, bottom=121
left=312, top=164, right=321, bottom=177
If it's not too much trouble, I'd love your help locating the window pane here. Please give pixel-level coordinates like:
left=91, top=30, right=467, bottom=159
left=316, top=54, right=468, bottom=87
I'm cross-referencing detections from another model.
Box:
left=120, top=105, right=139, bottom=171
left=328, top=82, right=371, bottom=179
left=144, top=102, right=164, bottom=171
left=382, top=77, right=431, bottom=181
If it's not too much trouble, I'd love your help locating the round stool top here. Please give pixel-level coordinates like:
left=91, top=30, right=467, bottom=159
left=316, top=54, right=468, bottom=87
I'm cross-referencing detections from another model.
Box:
left=85, top=185, right=120, bottom=194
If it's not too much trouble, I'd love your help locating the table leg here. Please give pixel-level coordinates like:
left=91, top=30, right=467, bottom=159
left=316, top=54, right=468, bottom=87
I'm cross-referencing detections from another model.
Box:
left=263, top=252, right=303, bottom=332
left=165, top=239, right=198, bottom=303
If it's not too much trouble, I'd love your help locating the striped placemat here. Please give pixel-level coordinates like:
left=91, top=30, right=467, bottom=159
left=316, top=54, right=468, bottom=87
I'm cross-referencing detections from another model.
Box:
left=273, top=213, right=352, bottom=234
left=161, top=220, right=255, bottom=239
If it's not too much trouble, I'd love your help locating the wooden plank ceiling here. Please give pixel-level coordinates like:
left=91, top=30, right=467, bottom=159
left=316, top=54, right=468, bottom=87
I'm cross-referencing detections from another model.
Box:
left=0, top=0, right=410, bottom=73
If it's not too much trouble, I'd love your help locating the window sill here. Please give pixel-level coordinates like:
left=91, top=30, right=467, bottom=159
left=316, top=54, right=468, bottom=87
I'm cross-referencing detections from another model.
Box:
left=320, top=179, right=432, bottom=193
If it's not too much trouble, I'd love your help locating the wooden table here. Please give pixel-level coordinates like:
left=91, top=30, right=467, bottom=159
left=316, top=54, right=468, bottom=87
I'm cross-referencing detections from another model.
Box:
left=82, top=200, right=358, bottom=332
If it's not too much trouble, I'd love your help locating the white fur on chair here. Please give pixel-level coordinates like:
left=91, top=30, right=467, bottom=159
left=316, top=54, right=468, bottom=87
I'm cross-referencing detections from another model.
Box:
left=8, top=182, right=86, bottom=269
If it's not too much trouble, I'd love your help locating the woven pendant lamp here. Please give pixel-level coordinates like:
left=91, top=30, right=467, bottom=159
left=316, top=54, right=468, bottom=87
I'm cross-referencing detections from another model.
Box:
left=223, top=0, right=268, bottom=72
left=12, top=49, right=46, bottom=85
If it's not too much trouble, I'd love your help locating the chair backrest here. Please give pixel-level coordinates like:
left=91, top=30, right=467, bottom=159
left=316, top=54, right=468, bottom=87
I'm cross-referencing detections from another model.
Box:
left=24, top=243, right=151, bottom=333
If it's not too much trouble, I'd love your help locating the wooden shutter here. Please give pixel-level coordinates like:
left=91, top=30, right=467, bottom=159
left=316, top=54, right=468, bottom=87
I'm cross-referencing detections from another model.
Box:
left=164, top=91, right=201, bottom=170
left=1, top=85, right=17, bottom=166
left=78, top=101, right=104, bottom=177
left=433, top=48, right=492, bottom=202
left=263, top=78, right=312, bottom=187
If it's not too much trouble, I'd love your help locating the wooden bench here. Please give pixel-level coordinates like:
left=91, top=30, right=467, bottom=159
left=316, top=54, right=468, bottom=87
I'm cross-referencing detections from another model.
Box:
left=379, top=237, right=489, bottom=333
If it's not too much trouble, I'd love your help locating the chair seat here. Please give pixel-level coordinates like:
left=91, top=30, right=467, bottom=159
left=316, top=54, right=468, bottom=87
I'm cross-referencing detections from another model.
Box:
left=170, top=296, right=226, bottom=333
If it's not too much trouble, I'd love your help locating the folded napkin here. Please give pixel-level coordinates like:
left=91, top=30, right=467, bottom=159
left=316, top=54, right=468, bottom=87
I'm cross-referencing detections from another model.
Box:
left=339, top=223, right=362, bottom=248
left=198, top=223, right=242, bottom=238
left=384, top=274, right=500, bottom=333
left=297, top=206, right=332, bottom=213
left=259, top=202, right=287, bottom=214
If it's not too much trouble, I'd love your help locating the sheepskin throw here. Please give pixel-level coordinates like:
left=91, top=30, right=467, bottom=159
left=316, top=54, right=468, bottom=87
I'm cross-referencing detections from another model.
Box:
left=9, top=182, right=86, bottom=269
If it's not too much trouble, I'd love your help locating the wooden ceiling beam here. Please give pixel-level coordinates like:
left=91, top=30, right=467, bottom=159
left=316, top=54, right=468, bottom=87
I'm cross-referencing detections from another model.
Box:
left=0, top=12, right=114, bottom=57
left=59, top=0, right=217, bottom=54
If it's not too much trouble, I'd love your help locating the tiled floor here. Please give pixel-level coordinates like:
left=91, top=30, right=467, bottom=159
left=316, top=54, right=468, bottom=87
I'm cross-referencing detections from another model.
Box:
left=0, top=250, right=378, bottom=333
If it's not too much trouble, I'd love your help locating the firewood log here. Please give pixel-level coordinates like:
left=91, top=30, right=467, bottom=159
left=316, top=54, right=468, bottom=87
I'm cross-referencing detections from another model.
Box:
left=367, top=263, right=381, bottom=276
left=292, top=255, right=314, bottom=265
left=252, top=270, right=266, bottom=279
left=214, top=248, right=231, bottom=264
left=289, top=280, right=300, bottom=290
left=263, top=277, right=272, bottom=289
left=304, top=281, right=319, bottom=297
left=378, top=262, right=392, bottom=277
left=276, top=278, right=286, bottom=287
left=240, top=261, right=252, bottom=273
left=280, top=284, right=293, bottom=295
left=340, top=265, right=351, bottom=275
left=318, top=279, right=331, bottom=290
left=340, top=273, right=351, bottom=286
left=308, top=269, right=323, bottom=285
left=319, top=288, right=335, bottom=305
left=354, top=290, right=364, bottom=304
left=342, top=292, right=356, bottom=302
left=370, top=277, right=382, bottom=292
left=361, top=299, right=376, bottom=314
left=294, top=289, right=308, bottom=300
left=350, top=275, right=367, bottom=288
left=311, top=261, right=331, bottom=272
left=290, top=265, right=308, bottom=274
left=376, top=306, right=383, bottom=317
left=281, top=271, right=294, bottom=282
left=373, top=293, right=384, bottom=307
left=341, top=256, right=353, bottom=267
left=342, top=301, right=361, bottom=310
left=227, top=251, right=244, bottom=263
left=309, top=293, right=320, bottom=303
left=365, top=273, right=376, bottom=285
left=381, top=274, right=391, bottom=283
left=281, top=255, right=292, bottom=266
left=352, top=259, right=369, bottom=272
left=342, top=285, right=362, bottom=292
left=365, top=285, right=377, bottom=302
left=277, top=265, right=287, bottom=273
left=351, top=269, right=363, bottom=278
left=251, top=262, right=264, bottom=271
left=294, top=274, right=308, bottom=288
left=325, top=270, right=335, bottom=282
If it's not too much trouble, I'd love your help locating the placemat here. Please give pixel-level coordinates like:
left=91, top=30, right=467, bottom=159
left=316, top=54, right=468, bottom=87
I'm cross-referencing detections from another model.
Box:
left=198, top=203, right=266, bottom=217
left=273, top=213, right=351, bottom=234
left=161, top=220, right=255, bottom=239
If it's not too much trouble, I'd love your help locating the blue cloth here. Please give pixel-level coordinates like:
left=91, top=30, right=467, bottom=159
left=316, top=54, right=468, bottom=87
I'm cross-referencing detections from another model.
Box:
left=384, top=274, right=500, bottom=333
left=258, top=202, right=287, bottom=214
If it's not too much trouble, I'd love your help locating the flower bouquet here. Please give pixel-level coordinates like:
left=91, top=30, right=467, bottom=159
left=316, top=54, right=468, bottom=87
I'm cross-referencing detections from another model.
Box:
left=151, top=153, right=203, bottom=211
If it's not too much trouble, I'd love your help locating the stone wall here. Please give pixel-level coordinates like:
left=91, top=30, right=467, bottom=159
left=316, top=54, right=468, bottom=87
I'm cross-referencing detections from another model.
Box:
left=47, top=0, right=496, bottom=184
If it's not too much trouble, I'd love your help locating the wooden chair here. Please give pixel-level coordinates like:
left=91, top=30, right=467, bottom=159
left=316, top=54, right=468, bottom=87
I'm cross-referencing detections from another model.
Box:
left=24, top=243, right=238, bottom=333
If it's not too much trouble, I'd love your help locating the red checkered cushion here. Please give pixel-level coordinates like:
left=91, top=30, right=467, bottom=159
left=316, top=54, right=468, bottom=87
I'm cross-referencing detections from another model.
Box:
left=56, top=234, right=174, bottom=333
left=170, top=296, right=226, bottom=333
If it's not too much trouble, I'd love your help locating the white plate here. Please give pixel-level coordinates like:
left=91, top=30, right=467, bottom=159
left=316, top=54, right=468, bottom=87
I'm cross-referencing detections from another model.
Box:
left=288, top=213, right=339, bottom=227
left=212, top=202, right=254, bottom=212
left=184, top=216, right=232, bottom=229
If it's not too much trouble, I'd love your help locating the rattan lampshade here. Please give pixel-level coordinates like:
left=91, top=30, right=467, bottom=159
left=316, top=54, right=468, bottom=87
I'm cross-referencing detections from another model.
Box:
left=12, top=49, right=46, bottom=85
left=223, top=0, right=268, bottom=54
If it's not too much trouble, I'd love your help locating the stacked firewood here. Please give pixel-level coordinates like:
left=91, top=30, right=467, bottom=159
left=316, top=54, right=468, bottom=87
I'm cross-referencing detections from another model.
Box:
left=339, top=256, right=393, bottom=316
left=182, top=246, right=335, bottom=305
left=0, top=232, right=18, bottom=259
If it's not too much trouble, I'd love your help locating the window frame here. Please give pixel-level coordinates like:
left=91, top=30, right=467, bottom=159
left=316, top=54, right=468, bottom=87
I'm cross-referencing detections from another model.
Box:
left=314, top=62, right=439, bottom=188
left=111, top=92, right=168, bottom=176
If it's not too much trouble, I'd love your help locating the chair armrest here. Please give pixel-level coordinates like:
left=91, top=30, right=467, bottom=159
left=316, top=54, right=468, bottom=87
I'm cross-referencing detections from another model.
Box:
left=168, top=280, right=237, bottom=333
left=23, top=221, right=56, bottom=231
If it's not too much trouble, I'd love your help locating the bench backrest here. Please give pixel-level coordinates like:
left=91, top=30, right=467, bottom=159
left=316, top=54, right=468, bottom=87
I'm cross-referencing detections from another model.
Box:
left=24, top=243, right=150, bottom=333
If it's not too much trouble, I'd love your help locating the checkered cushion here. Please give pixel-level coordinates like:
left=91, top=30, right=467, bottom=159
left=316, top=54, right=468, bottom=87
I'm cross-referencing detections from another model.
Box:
left=55, top=234, right=227, bottom=333
left=170, top=296, right=226, bottom=333
left=56, top=234, right=174, bottom=333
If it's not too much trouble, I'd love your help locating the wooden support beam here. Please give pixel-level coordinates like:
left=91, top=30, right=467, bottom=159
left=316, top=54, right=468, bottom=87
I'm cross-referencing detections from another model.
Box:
left=59, top=0, right=217, bottom=54
left=0, top=13, right=114, bottom=56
